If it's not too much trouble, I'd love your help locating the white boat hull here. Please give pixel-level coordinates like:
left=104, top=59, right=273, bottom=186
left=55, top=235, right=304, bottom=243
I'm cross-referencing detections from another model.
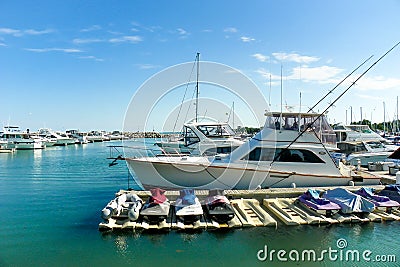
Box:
left=126, top=157, right=380, bottom=190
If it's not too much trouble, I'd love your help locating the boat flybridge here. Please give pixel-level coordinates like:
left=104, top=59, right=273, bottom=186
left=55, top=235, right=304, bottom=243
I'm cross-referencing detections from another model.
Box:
left=126, top=112, right=381, bottom=190
left=155, top=119, right=245, bottom=156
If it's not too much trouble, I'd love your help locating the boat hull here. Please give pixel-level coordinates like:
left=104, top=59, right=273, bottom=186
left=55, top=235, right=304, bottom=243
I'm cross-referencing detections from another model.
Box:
left=126, top=157, right=380, bottom=190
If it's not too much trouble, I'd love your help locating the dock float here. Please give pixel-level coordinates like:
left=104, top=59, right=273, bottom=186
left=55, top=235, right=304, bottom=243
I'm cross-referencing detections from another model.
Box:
left=99, top=186, right=399, bottom=232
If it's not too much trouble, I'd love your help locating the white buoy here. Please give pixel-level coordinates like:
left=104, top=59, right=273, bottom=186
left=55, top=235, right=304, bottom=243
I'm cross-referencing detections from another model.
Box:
left=396, top=171, right=400, bottom=184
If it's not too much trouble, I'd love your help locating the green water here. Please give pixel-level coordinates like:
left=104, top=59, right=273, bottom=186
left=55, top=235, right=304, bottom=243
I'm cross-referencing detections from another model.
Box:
left=0, top=141, right=399, bottom=266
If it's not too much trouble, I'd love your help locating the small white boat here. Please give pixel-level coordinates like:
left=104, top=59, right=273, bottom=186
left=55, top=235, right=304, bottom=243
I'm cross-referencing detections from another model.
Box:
left=101, top=193, right=143, bottom=221
left=337, top=140, right=394, bottom=166
left=38, top=128, right=75, bottom=146
left=66, top=129, right=88, bottom=144
left=0, top=139, right=15, bottom=153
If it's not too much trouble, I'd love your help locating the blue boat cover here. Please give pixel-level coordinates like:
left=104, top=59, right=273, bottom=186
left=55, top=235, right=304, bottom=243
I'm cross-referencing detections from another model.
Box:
left=356, top=187, right=400, bottom=207
left=383, top=184, right=400, bottom=192
left=179, top=188, right=196, bottom=205
left=322, top=188, right=375, bottom=214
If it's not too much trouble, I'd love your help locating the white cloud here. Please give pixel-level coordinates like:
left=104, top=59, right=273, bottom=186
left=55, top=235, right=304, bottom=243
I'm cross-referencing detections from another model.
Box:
left=176, top=28, right=190, bottom=38
left=355, top=93, right=384, bottom=100
left=252, top=53, right=269, bottom=62
left=109, top=35, right=143, bottom=43
left=224, top=27, right=238, bottom=33
left=24, top=29, right=54, bottom=35
left=79, top=55, right=104, bottom=62
left=0, top=28, right=53, bottom=36
left=241, top=36, right=255, bottom=42
left=0, top=27, right=21, bottom=36
left=291, top=65, right=343, bottom=82
left=25, top=48, right=83, bottom=53
left=80, top=25, right=101, bottom=32
left=137, top=64, right=160, bottom=70
left=272, top=52, right=319, bottom=64
left=256, top=65, right=343, bottom=84
left=73, top=38, right=103, bottom=44
left=354, top=76, right=400, bottom=91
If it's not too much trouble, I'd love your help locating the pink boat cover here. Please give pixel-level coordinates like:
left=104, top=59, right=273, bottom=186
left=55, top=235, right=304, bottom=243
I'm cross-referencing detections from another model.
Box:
left=149, top=188, right=167, bottom=204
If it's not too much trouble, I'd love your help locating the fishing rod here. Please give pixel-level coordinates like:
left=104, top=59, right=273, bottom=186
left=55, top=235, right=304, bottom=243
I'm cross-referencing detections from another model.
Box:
left=272, top=41, right=400, bottom=164
left=307, top=55, right=373, bottom=113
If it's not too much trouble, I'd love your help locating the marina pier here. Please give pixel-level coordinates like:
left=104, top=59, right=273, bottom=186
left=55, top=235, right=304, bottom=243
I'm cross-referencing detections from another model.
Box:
left=99, top=185, right=400, bottom=232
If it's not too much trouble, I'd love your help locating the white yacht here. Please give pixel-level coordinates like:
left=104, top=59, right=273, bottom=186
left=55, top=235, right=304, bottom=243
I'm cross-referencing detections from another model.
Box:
left=66, top=129, right=88, bottom=144
left=38, top=128, right=75, bottom=146
left=337, top=140, right=394, bottom=166
left=333, top=124, right=384, bottom=142
left=87, top=131, right=105, bottom=142
left=1, top=126, right=44, bottom=150
left=155, top=120, right=245, bottom=156
left=126, top=112, right=380, bottom=190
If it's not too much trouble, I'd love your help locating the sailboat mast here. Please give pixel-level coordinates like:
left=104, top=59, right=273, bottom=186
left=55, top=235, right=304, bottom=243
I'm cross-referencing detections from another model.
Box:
left=195, top=52, right=200, bottom=122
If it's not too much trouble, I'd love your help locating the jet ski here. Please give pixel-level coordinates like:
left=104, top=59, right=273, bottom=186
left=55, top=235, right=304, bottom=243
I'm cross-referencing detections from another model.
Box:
left=322, top=188, right=375, bottom=214
left=174, top=188, right=203, bottom=224
left=203, top=189, right=235, bottom=223
left=140, top=188, right=170, bottom=224
left=355, top=187, right=400, bottom=212
left=297, top=189, right=341, bottom=216
left=101, top=192, right=143, bottom=221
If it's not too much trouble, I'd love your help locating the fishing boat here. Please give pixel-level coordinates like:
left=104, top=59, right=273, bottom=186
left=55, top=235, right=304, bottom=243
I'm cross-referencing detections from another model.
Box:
left=203, top=189, right=235, bottom=223
left=140, top=188, right=171, bottom=223
left=297, top=189, right=341, bottom=216
left=155, top=120, right=245, bottom=155
left=322, top=188, right=375, bottom=214
left=126, top=112, right=381, bottom=190
left=355, top=187, right=400, bottom=212
left=174, top=189, right=203, bottom=223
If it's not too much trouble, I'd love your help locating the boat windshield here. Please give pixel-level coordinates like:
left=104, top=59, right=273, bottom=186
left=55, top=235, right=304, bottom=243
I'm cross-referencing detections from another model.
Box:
left=197, top=124, right=235, bottom=138
left=348, top=125, right=373, bottom=133
left=264, top=112, right=336, bottom=146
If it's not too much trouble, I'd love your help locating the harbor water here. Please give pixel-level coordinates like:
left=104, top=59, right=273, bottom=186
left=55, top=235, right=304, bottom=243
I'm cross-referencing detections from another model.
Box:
left=0, top=140, right=399, bottom=266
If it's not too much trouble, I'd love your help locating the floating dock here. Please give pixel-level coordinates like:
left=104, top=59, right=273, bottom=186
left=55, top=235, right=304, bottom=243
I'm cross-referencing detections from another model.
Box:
left=99, top=185, right=400, bottom=232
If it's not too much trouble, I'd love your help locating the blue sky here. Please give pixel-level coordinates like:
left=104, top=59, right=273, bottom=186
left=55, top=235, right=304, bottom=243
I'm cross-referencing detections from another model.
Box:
left=1, top=1, right=400, bottom=132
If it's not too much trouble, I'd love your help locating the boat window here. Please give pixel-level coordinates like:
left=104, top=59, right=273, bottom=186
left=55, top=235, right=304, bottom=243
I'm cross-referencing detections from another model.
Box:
left=197, top=125, right=235, bottom=138
left=337, top=142, right=367, bottom=154
left=242, top=147, right=324, bottom=163
left=184, top=126, right=200, bottom=146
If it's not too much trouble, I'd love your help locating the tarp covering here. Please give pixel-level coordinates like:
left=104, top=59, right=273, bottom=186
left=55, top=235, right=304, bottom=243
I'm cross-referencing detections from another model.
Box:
left=179, top=188, right=196, bottom=205
left=322, top=188, right=375, bottom=214
left=149, top=188, right=167, bottom=204
left=355, top=187, right=400, bottom=207
left=298, top=189, right=341, bottom=210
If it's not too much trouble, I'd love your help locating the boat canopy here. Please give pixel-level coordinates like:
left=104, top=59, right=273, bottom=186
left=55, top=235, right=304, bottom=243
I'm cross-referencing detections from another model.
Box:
left=264, top=112, right=336, bottom=146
